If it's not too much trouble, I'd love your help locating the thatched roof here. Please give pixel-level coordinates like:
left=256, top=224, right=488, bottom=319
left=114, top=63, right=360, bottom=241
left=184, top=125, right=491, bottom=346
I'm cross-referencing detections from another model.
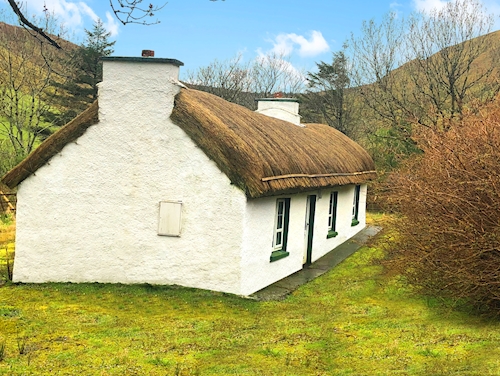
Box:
left=2, top=89, right=376, bottom=197
left=171, top=89, right=376, bottom=198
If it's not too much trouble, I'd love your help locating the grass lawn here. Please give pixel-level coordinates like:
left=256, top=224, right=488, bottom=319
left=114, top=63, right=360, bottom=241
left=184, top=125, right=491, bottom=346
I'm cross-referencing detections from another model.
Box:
left=0, top=215, right=500, bottom=375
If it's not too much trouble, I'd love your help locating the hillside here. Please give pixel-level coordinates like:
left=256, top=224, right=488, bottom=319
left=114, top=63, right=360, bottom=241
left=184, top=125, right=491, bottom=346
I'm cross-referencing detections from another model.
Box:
left=0, top=21, right=79, bottom=81
left=348, top=28, right=500, bottom=169
left=370, top=28, right=500, bottom=115
left=0, top=22, right=89, bottom=175
left=0, top=21, right=85, bottom=124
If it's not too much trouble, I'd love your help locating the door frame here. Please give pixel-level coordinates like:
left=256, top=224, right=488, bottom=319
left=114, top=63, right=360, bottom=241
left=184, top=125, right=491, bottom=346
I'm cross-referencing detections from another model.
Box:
left=304, top=194, right=317, bottom=265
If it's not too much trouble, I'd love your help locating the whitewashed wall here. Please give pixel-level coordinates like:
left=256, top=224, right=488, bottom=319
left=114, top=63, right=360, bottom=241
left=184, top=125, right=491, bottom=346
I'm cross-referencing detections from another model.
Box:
left=239, top=184, right=367, bottom=295
left=13, top=58, right=370, bottom=296
left=308, top=184, right=368, bottom=263
left=13, top=59, right=247, bottom=294
left=240, top=194, right=307, bottom=296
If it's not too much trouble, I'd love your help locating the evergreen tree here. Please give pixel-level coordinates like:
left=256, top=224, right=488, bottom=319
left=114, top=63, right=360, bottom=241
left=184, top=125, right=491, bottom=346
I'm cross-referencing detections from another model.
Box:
left=56, top=19, right=115, bottom=119
left=77, top=19, right=115, bottom=102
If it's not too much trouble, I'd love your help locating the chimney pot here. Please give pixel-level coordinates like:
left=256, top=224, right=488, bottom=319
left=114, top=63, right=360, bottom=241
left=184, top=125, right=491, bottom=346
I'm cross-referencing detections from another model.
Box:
left=142, top=50, right=155, bottom=57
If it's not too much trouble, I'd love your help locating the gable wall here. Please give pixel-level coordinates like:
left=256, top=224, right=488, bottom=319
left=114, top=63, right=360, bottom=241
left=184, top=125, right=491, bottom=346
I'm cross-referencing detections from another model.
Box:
left=13, top=61, right=247, bottom=294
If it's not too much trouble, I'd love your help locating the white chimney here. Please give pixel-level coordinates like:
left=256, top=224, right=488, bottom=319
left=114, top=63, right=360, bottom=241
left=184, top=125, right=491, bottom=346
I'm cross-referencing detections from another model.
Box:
left=99, top=52, right=184, bottom=124
left=255, top=94, right=301, bottom=126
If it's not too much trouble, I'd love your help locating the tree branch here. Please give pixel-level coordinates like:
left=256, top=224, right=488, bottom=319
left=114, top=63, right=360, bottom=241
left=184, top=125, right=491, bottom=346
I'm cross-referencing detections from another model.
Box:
left=109, top=0, right=168, bottom=25
left=7, top=0, right=61, bottom=49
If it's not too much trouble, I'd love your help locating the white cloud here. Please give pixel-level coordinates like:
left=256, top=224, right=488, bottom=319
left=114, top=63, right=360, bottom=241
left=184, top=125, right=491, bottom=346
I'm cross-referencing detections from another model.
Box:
left=104, top=12, right=120, bottom=37
left=270, top=30, right=329, bottom=58
left=78, top=2, right=99, bottom=21
left=412, top=0, right=500, bottom=28
left=21, top=0, right=119, bottom=36
left=412, top=0, right=449, bottom=13
left=390, top=1, right=404, bottom=17
left=412, top=0, right=500, bottom=14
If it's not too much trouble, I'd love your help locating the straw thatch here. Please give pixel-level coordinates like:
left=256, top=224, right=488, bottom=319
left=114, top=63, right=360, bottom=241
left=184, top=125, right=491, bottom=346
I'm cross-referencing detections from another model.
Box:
left=2, top=88, right=376, bottom=197
left=1, top=101, right=99, bottom=189
left=171, top=89, right=376, bottom=198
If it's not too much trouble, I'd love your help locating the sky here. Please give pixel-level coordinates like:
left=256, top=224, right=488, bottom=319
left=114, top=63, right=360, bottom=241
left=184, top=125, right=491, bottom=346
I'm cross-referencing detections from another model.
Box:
left=1, top=0, right=500, bottom=79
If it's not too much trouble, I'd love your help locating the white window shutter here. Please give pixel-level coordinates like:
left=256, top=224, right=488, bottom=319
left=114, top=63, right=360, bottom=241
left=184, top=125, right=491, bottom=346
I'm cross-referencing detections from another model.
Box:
left=158, top=201, right=182, bottom=236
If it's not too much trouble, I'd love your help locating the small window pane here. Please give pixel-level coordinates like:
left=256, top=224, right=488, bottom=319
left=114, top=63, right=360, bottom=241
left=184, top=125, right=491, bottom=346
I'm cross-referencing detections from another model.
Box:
left=276, top=232, right=282, bottom=246
left=277, top=214, right=283, bottom=229
left=352, top=186, right=360, bottom=220
left=278, top=200, right=284, bottom=215
left=329, top=192, right=338, bottom=231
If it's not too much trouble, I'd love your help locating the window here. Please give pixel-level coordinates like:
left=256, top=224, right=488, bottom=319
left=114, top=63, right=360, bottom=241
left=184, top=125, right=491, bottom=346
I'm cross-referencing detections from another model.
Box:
left=352, top=185, right=361, bottom=226
left=271, top=198, right=291, bottom=262
left=327, top=192, right=338, bottom=238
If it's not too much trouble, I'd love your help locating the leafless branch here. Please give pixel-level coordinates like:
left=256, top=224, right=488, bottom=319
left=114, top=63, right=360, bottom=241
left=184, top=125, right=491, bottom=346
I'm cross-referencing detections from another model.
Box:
left=6, top=0, right=61, bottom=49
left=384, top=103, right=500, bottom=313
left=109, top=0, right=167, bottom=25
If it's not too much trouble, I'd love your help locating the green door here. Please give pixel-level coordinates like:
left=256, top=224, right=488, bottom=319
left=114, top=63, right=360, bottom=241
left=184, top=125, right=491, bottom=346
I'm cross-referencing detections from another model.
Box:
left=304, top=195, right=317, bottom=265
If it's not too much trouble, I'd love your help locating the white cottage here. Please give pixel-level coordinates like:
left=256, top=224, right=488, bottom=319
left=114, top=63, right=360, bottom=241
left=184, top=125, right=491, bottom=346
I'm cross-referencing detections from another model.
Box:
left=2, top=55, right=376, bottom=296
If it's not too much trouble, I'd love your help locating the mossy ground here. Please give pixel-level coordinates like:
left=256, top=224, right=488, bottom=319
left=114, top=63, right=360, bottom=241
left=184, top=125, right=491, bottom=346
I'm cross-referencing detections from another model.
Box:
left=0, top=214, right=499, bottom=375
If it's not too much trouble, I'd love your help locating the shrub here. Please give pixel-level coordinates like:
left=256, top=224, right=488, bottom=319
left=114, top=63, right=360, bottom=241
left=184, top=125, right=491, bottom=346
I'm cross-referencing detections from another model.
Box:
left=386, top=102, right=500, bottom=313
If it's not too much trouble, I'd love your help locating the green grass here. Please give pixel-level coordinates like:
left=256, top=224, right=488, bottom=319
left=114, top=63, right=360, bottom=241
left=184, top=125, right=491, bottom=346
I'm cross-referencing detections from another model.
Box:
left=0, top=114, right=53, bottom=141
left=0, top=216, right=15, bottom=283
left=0, top=216, right=500, bottom=375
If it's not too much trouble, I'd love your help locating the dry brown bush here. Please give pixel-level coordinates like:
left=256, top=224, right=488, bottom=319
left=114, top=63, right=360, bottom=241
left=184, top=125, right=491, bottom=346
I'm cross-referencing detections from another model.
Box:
left=386, top=100, right=500, bottom=312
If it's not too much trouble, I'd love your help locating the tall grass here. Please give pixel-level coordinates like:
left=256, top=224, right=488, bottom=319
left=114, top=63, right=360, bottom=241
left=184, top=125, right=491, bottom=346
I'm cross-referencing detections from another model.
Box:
left=0, top=214, right=15, bottom=282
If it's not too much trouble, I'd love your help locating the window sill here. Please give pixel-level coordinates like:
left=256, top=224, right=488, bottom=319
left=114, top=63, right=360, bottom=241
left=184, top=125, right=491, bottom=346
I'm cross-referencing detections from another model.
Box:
left=351, top=219, right=360, bottom=227
left=327, top=230, right=338, bottom=239
left=270, top=250, right=289, bottom=262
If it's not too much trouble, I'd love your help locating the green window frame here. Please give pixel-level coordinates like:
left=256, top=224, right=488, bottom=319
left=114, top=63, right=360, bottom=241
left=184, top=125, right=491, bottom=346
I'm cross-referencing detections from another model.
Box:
left=271, top=198, right=291, bottom=262
left=327, top=191, right=338, bottom=238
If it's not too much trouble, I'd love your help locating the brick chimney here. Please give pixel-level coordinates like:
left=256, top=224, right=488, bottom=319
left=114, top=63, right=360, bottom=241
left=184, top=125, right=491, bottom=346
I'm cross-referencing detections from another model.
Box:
left=141, top=49, right=155, bottom=57
left=255, top=96, right=301, bottom=126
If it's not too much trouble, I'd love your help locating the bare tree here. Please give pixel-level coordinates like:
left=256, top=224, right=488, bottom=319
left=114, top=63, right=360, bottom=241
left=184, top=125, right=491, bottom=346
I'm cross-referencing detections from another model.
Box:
left=185, top=53, right=252, bottom=104
left=251, top=52, right=306, bottom=98
left=109, top=0, right=166, bottom=25
left=404, top=0, right=499, bottom=130
left=0, top=16, right=72, bottom=164
left=186, top=51, right=306, bottom=110
left=350, top=12, right=415, bottom=144
left=350, top=0, right=499, bottom=133
left=6, top=0, right=62, bottom=48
